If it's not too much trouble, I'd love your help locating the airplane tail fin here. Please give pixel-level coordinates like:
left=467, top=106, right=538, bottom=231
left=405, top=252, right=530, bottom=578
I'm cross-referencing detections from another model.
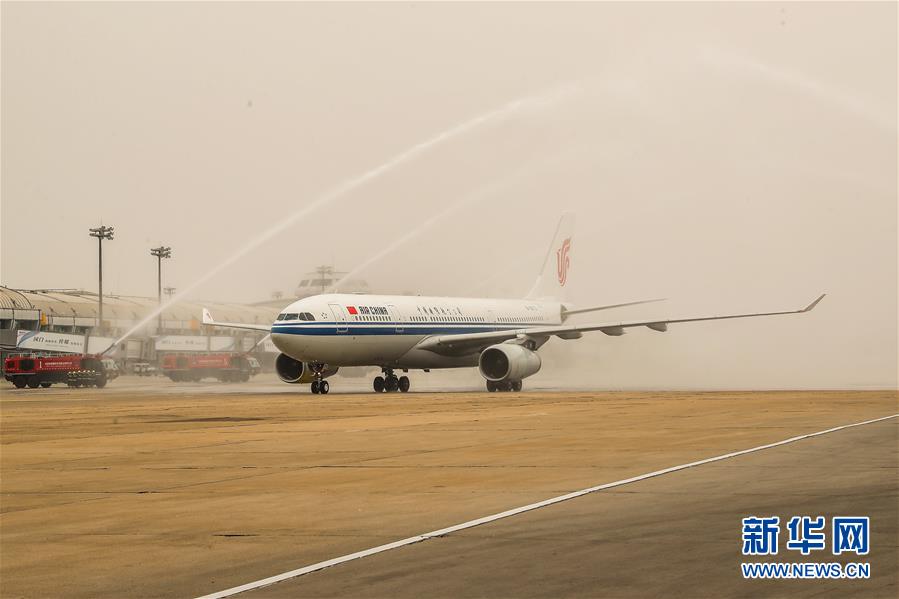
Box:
left=526, top=212, right=575, bottom=302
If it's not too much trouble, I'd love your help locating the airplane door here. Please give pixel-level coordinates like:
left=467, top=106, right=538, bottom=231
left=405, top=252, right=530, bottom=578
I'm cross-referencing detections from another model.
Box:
left=328, top=303, right=348, bottom=334
left=487, top=309, right=496, bottom=332
left=388, top=304, right=403, bottom=334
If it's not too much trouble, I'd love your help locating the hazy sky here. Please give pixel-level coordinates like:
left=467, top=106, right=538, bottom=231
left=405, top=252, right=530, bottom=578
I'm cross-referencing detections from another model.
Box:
left=2, top=2, right=896, bottom=388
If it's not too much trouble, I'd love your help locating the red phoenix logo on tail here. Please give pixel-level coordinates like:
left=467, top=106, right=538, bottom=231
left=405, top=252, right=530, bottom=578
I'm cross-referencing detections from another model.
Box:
left=556, top=237, right=571, bottom=286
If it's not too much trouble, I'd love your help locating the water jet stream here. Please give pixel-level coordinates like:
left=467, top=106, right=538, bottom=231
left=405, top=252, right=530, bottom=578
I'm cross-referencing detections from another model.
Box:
left=701, top=49, right=896, bottom=131
left=101, top=85, right=581, bottom=354
left=329, top=149, right=580, bottom=294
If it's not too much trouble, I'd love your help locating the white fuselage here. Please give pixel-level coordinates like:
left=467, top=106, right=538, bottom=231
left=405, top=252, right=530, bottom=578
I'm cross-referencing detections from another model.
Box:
left=270, top=294, right=563, bottom=369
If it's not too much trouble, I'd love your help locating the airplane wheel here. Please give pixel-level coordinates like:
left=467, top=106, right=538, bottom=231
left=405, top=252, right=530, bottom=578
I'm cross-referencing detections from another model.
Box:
left=319, top=380, right=329, bottom=394
left=398, top=376, right=410, bottom=393
left=386, top=376, right=399, bottom=392
left=373, top=376, right=385, bottom=393
left=486, top=380, right=496, bottom=392
left=27, top=379, right=40, bottom=389
left=311, top=381, right=320, bottom=394
left=13, top=378, right=27, bottom=389
left=511, top=380, right=522, bottom=392
left=40, top=382, right=52, bottom=388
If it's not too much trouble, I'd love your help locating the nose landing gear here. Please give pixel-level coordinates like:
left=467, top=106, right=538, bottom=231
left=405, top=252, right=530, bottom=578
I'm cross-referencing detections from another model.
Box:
left=310, top=363, right=330, bottom=394
left=373, top=369, right=410, bottom=393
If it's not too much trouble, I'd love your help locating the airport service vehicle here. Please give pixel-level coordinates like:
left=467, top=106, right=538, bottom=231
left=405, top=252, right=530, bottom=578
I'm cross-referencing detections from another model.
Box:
left=132, top=362, right=159, bottom=376
left=204, top=213, right=825, bottom=395
left=4, top=354, right=109, bottom=389
left=101, top=358, right=121, bottom=381
left=161, top=353, right=261, bottom=382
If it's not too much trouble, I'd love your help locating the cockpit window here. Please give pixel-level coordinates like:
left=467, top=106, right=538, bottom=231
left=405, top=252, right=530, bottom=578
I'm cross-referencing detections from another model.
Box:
left=278, top=312, right=314, bottom=321
left=275, top=312, right=315, bottom=322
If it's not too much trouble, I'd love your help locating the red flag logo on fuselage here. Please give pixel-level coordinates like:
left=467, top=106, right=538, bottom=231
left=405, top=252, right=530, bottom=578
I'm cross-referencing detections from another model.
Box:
left=346, top=306, right=358, bottom=315
left=556, top=238, right=571, bottom=286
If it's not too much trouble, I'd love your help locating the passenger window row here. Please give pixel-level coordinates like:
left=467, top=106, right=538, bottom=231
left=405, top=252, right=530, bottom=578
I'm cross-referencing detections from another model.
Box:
left=498, top=316, right=544, bottom=323
left=279, top=312, right=540, bottom=324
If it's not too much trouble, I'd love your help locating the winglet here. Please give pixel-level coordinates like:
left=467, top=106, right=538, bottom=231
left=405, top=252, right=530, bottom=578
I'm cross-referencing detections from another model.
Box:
left=801, top=293, right=826, bottom=313
left=202, top=308, right=214, bottom=325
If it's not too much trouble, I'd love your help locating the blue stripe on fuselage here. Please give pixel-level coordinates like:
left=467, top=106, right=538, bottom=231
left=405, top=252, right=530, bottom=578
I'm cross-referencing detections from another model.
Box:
left=270, top=323, right=539, bottom=336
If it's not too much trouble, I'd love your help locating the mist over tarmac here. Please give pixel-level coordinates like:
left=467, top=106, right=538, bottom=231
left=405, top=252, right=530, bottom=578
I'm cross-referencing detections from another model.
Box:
left=2, top=2, right=896, bottom=389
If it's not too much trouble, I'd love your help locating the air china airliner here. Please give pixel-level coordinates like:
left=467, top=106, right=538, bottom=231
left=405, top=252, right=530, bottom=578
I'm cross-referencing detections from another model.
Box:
left=204, top=214, right=824, bottom=394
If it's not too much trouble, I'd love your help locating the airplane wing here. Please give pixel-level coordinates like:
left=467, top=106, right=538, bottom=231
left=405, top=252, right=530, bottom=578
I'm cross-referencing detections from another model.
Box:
left=201, top=308, right=271, bottom=332
left=415, top=294, right=826, bottom=356
left=561, top=297, right=665, bottom=317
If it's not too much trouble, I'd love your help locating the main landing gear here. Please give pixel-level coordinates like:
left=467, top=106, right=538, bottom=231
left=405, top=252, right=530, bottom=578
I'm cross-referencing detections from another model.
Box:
left=309, top=363, right=330, bottom=394
left=373, top=369, right=410, bottom=393
left=486, top=380, right=522, bottom=392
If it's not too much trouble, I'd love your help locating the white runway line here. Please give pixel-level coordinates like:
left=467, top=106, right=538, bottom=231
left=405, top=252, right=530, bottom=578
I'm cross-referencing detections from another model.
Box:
left=197, top=413, right=898, bottom=599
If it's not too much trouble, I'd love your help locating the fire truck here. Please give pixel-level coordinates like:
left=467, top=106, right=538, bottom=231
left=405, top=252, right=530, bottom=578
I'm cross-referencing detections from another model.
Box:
left=160, top=353, right=260, bottom=382
left=4, top=354, right=109, bottom=389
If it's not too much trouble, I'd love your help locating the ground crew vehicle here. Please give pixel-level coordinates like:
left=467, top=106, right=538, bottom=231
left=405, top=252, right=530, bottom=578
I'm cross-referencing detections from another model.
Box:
left=133, top=362, right=159, bottom=376
left=160, top=353, right=260, bottom=382
left=4, top=354, right=109, bottom=388
left=101, top=358, right=121, bottom=380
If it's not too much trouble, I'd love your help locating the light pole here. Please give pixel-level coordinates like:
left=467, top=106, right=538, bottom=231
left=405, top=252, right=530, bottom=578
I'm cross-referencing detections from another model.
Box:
left=150, top=246, right=172, bottom=332
left=315, top=265, right=334, bottom=294
left=89, top=225, right=114, bottom=332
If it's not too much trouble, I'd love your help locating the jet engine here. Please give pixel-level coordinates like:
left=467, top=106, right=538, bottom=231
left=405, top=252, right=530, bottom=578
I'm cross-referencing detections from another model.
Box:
left=275, top=354, right=337, bottom=384
left=478, top=344, right=541, bottom=382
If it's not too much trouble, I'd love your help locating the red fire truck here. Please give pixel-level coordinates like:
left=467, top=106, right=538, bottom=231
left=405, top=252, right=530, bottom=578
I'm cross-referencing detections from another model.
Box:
left=4, top=354, right=109, bottom=389
left=160, top=353, right=260, bottom=382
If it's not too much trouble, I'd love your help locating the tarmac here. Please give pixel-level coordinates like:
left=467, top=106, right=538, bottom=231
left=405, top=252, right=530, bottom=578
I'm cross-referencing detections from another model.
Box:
left=0, top=378, right=896, bottom=598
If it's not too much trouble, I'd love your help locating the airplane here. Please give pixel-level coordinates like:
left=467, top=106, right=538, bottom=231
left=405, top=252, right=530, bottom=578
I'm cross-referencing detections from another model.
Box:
left=203, top=213, right=825, bottom=394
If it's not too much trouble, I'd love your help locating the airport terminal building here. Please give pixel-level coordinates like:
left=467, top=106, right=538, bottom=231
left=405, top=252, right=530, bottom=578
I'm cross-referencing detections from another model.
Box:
left=0, top=286, right=280, bottom=372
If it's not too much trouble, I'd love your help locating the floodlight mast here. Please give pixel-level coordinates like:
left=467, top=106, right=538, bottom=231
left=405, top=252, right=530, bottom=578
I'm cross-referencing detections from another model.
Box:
left=88, top=225, right=114, bottom=335
left=150, top=246, right=172, bottom=332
